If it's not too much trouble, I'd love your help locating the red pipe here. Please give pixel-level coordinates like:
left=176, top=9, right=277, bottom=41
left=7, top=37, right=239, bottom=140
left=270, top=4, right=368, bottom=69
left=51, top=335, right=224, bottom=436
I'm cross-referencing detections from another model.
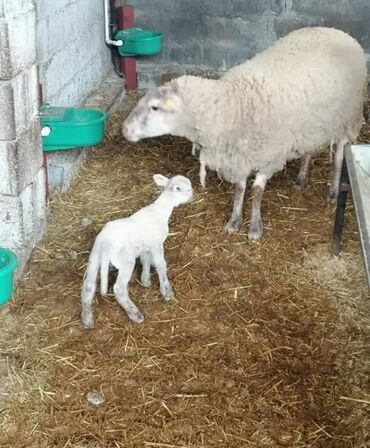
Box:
left=118, top=5, right=137, bottom=91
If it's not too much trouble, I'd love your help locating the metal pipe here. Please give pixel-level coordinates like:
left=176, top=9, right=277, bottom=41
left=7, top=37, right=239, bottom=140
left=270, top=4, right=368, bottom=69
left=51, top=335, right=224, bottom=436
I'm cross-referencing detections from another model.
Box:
left=104, top=0, right=123, bottom=46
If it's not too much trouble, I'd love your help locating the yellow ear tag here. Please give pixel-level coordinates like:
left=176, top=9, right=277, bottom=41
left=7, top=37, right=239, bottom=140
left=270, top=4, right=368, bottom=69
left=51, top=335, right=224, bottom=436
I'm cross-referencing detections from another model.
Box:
left=166, top=99, right=175, bottom=108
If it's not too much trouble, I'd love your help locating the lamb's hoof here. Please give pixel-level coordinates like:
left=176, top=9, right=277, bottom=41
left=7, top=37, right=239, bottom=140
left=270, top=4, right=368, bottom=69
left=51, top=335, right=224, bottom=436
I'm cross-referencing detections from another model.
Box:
left=81, top=312, right=94, bottom=329
left=248, top=221, right=263, bottom=241
left=128, top=309, right=145, bottom=324
left=224, top=218, right=241, bottom=234
left=161, top=284, right=174, bottom=301
left=327, top=189, right=338, bottom=204
left=141, top=277, right=151, bottom=288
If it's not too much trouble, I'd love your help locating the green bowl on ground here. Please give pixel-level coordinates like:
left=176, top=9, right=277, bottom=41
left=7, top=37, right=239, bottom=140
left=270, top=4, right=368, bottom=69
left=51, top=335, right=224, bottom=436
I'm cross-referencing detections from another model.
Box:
left=0, top=248, right=17, bottom=306
left=40, top=106, right=107, bottom=152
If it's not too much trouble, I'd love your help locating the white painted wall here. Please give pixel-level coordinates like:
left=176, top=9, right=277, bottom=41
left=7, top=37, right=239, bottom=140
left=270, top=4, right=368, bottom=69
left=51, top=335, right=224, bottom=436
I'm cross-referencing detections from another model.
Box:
left=36, top=0, right=112, bottom=106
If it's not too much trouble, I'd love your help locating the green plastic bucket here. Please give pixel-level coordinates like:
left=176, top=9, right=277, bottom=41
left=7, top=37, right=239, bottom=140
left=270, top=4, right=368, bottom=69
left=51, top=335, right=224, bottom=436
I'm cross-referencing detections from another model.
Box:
left=115, top=27, right=163, bottom=57
left=0, top=248, right=17, bottom=306
left=40, top=106, right=108, bottom=152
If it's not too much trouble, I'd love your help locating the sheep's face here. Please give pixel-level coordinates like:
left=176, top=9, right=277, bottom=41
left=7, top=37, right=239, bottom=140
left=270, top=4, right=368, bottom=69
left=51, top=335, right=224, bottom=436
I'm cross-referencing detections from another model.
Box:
left=122, top=84, right=183, bottom=142
left=154, top=174, right=193, bottom=206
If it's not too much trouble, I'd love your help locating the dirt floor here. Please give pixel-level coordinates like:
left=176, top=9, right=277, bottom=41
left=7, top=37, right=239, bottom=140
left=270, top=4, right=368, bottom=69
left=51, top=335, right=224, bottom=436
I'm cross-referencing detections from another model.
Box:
left=1, top=93, right=370, bottom=448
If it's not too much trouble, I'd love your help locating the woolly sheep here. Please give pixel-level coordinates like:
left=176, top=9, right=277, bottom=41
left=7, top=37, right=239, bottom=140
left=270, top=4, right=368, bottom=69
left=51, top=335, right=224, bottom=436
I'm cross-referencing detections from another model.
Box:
left=81, top=174, right=193, bottom=328
left=122, top=27, right=367, bottom=241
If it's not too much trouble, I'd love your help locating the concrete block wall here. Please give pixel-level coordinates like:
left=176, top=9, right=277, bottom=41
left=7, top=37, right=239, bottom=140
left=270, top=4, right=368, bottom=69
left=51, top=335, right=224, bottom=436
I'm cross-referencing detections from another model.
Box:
left=0, top=0, right=46, bottom=276
left=36, top=0, right=112, bottom=106
left=128, top=0, right=370, bottom=86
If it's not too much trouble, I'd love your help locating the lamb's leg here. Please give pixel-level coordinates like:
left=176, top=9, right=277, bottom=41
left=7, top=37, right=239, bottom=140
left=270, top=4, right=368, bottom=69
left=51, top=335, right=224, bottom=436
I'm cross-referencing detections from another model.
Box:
left=248, top=173, right=268, bottom=241
left=114, top=261, right=144, bottom=323
left=151, top=246, right=173, bottom=301
left=140, top=251, right=152, bottom=287
left=224, top=180, right=246, bottom=234
left=81, top=255, right=99, bottom=329
left=294, top=154, right=313, bottom=192
left=327, top=137, right=349, bottom=204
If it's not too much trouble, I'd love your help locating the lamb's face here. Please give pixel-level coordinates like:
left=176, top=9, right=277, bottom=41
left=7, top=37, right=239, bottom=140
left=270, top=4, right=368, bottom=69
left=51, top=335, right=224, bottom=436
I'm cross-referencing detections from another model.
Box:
left=153, top=174, right=193, bottom=206
left=122, top=85, right=183, bottom=142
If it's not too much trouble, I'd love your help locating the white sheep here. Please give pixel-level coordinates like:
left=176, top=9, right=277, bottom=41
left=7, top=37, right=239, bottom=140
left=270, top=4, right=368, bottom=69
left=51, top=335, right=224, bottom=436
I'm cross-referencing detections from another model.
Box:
left=122, top=27, right=367, bottom=241
left=81, top=174, right=193, bottom=328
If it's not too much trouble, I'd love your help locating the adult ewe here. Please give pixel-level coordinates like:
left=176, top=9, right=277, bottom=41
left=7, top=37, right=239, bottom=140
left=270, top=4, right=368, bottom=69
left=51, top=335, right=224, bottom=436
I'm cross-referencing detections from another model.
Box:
left=122, top=27, right=367, bottom=240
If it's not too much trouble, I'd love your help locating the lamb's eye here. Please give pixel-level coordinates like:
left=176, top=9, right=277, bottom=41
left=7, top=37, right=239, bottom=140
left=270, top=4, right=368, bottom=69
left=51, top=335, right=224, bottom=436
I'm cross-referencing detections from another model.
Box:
left=151, top=105, right=159, bottom=111
left=175, top=186, right=181, bottom=191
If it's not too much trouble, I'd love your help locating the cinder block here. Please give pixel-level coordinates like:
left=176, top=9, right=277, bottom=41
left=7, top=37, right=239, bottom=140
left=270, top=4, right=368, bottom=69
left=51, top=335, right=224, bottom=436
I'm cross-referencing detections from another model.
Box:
left=0, top=81, right=16, bottom=140
left=2, top=0, right=34, bottom=19
left=0, top=9, right=37, bottom=79
left=0, top=140, right=16, bottom=195
left=12, top=64, right=40, bottom=133
left=0, top=194, right=24, bottom=250
left=16, top=119, right=43, bottom=193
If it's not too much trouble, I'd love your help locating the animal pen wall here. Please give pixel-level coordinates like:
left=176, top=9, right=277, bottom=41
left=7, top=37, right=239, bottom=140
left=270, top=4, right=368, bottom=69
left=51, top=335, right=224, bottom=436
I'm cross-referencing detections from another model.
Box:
left=0, top=0, right=369, bottom=277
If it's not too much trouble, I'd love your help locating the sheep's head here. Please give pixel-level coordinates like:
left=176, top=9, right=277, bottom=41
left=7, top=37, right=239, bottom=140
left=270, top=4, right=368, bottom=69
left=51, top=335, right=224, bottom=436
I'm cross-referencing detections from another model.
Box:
left=122, top=82, right=183, bottom=142
left=153, top=174, right=193, bottom=206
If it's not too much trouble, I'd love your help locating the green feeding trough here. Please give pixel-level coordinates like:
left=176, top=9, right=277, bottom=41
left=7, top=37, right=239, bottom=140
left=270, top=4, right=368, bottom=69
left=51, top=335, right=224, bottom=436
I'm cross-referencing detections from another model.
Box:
left=0, top=248, right=17, bottom=306
left=115, top=27, right=163, bottom=57
left=40, top=105, right=107, bottom=152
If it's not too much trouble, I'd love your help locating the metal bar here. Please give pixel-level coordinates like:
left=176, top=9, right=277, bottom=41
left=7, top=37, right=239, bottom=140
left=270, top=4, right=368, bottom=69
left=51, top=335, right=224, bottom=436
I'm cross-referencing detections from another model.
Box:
left=331, top=155, right=349, bottom=256
left=38, top=83, right=49, bottom=200
left=345, top=146, right=370, bottom=289
left=118, top=5, right=137, bottom=91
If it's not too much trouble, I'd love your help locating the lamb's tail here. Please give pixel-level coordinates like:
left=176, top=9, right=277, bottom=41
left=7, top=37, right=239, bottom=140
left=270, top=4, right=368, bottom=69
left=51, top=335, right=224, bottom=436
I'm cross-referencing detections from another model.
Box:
left=100, top=254, right=110, bottom=295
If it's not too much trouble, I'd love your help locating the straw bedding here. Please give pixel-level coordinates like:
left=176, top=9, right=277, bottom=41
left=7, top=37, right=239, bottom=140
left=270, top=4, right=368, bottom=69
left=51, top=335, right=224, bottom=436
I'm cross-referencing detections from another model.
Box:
left=0, top=93, right=369, bottom=448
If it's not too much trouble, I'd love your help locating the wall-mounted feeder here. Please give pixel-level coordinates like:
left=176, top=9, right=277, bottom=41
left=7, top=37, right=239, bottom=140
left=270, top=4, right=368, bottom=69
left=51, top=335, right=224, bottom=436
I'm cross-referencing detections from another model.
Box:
left=40, top=105, right=107, bottom=152
left=114, top=27, right=163, bottom=57
left=0, top=248, right=17, bottom=306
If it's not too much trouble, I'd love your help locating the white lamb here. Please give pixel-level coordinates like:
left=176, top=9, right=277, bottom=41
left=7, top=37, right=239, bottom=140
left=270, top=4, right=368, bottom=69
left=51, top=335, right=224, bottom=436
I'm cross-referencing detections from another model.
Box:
left=81, top=174, right=193, bottom=328
left=122, top=26, right=367, bottom=241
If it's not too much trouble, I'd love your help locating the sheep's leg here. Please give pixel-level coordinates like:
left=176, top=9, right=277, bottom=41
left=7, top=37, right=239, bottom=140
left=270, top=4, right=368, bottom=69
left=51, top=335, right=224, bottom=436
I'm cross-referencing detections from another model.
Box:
left=327, top=137, right=349, bottom=203
left=248, top=173, right=268, bottom=241
left=140, top=251, right=152, bottom=287
left=294, top=154, right=313, bottom=192
left=199, top=162, right=207, bottom=188
left=114, top=262, right=144, bottom=323
left=151, top=246, right=173, bottom=301
left=81, top=255, right=99, bottom=329
left=224, top=180, right=246, bottom=234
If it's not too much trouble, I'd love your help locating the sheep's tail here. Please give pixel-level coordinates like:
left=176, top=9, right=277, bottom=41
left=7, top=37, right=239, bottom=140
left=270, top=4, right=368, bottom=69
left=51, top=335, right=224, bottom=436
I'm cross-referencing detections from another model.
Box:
left=100, top=254, right=110, bottom=295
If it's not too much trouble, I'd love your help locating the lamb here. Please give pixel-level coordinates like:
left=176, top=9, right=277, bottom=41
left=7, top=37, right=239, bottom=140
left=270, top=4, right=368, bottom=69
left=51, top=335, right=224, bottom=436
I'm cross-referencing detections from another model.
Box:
left=122, top=26, right=367, bottom=241
left=81, top=174, right=193, bottom=328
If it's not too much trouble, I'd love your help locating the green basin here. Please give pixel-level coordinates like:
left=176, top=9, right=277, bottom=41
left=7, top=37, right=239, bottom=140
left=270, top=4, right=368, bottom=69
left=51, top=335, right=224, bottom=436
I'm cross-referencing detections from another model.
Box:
left=115, top=27, right=163, bottom=57
left=40, top=106, right=107, bottom=152
left=0, top=248, right=17, bottom=306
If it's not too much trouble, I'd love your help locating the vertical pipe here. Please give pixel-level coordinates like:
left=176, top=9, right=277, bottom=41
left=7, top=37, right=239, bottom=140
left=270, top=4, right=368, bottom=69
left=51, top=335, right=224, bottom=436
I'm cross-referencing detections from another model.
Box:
left=331, top=159, right=350, bottom=256
left=118, top=5, right=137, bottom=91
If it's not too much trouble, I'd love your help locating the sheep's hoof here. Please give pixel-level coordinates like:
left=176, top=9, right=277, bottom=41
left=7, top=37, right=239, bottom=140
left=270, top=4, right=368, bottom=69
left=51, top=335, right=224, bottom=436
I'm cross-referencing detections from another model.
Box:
left=81, top=312, right=95, bottom=329
left=248, top=221, right=263, bottom=241
left=327, top=189, right=338, bottom=204
left=128, top=309, right=145, bottom=324
left=293, top=177, right=305, bottom=192
left=224, top=218, right=241, bottom=234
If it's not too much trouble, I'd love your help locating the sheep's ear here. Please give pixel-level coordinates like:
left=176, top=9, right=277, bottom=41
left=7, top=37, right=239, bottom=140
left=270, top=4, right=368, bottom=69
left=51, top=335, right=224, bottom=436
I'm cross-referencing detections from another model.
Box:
left=159, top=83, right=181, bottom=110
left=153, top=174, right=169, bottom=188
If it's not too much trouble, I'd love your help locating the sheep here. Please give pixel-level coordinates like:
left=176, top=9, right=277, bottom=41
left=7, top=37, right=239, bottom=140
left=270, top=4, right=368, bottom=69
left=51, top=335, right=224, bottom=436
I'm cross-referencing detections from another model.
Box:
left=122, top=26, right=367, bottom=241
left=81, top=174, right=193, bottom=328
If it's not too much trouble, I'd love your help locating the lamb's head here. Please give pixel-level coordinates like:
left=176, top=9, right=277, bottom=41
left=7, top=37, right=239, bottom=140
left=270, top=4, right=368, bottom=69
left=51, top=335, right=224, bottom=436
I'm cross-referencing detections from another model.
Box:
left=153, top=174, right=193, bottom=206
left=122, top=82, right=184, bottom=142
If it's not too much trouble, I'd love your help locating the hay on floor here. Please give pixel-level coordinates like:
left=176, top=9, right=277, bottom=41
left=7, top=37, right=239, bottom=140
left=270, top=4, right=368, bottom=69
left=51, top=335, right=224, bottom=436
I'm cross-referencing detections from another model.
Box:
left=0, top=92, right=369, bottom=448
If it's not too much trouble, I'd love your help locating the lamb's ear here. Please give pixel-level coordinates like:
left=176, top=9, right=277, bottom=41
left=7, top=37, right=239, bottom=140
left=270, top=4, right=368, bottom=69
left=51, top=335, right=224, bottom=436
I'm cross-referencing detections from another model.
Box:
left=153, top=174, right=169, bottom=188
left=160, top=82, right=181, bottom=110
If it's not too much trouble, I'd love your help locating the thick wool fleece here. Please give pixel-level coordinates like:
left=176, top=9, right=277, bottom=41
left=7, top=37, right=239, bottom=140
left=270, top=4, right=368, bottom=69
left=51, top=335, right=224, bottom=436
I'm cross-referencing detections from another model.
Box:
left=174, top=27, right=367, bottom=184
